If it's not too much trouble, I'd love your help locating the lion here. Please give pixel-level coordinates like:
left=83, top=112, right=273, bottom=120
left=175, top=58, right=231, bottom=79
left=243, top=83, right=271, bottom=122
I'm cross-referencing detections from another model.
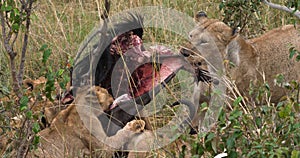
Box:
left=2, top=79, right=145, bottom=157
left=28, top=98, right=148, bottom=157
left=25, top=85, right=194, bottom=157
left=187, top=11, right=300, bottom=103
left=179, top=11, right=300, bottom=133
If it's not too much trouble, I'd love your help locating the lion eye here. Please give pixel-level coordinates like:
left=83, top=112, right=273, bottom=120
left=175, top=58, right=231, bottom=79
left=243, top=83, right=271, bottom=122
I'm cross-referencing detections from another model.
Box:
left=180, top=48, right=191, bottom=57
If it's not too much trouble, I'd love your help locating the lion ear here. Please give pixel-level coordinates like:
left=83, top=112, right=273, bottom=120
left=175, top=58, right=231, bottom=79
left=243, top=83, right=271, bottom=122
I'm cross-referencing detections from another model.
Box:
left=226, top=26, right=242, bottom=66
left=226, top=37, right=241, bottom=66
left=195, top=11, right=207, bottom=23
left=226, top=35, right=256, bottom=67
left=232, top=27, right=240, bottom=36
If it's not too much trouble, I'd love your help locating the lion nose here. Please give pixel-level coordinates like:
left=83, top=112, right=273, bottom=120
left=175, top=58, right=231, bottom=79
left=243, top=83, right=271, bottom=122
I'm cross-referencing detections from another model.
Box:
left=212, top=79, right=219, bottom=85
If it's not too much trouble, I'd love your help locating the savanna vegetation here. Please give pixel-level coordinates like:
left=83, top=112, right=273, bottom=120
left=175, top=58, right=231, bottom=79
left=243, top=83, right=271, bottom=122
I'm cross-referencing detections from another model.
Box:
left=0, top=0, right=299, bottom=157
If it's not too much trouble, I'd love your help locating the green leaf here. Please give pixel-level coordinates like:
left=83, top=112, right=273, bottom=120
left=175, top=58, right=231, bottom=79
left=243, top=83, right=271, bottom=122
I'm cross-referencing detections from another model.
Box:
left=32, top=135, right=40, bottom=149
left=229, top=110, right=243, bottom=120
left=219, top=2, right=225, bottom=10
left=45, top=71, right=56, bottom=101
left=218, top=109, right=226, bottom=123
left=56, top=69, right=64, bottom=77
left=13, top=8, right=20, bottom=16
left=59, top=82, right=66, bottom=90
left=42, top=49, right=52, bottom=63
left=233, top=96, right=243, bottom=107
left=226, top=136, right=235, bottom=150
left=296, top=55, right=300, bottom=62
left=279, top=104, right=292, bottom=118
left=0, top=85, right=10, bottom=95
left=205, top=133, right=215, bottom=143
left=179, top=145, right=186, bottom=158
left=289, top=47, right=296, bottom=59
left=20, top=96, right=29, bottom=111
left=0, top=5, right=13, bottom=11
left=39, top=44, right=48, bottom=51
left=276, top=102, right=284, bottom=109
left=276, top=124, right=283, bottom=133
left=32, top=122, right=40, bottom=134
left=253, top=145, right=263, bottom=149
left=264, top=83, right=270, bottom=91
left=26, top=111, right=32, bottom=119
left=228, top=151, right=238, bottom=158
left=261, top=105, right=271, bottom=113
left=195, top=144, right=204, bottom=156
left=293, top=123, right=300, bottom=129
left=247, top=151, right=257, bottom=157
left=200, top=102, right=208, bottom=109
left=11, top=23, right=20, bottom=32
left=291, top=150, right=300, bottom=158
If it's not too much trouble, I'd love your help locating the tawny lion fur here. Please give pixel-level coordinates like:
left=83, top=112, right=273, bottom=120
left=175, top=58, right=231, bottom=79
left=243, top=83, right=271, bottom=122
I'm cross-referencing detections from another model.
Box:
left=188, top=13, right=300, bottom=103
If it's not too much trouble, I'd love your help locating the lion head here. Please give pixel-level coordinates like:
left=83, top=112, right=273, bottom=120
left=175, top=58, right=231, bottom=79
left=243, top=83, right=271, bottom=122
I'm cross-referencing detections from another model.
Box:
left=186, top=11, right=300, bottom=103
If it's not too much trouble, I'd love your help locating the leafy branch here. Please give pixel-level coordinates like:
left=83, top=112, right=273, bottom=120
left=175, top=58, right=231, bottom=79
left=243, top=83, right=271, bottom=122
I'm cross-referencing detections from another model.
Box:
left=0, top=0, right=35, bottom=98
left=0, top=1, right=37, bottom=157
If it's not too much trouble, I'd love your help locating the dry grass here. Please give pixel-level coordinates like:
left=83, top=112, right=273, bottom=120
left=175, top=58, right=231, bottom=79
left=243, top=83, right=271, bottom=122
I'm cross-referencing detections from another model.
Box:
left=1, top=0, right=293, bottom=81
left=0, top=0, right=299, bottom=157
left=22, top=0, right=221, bottom=77
left=1, top=0, right=292, bottom=80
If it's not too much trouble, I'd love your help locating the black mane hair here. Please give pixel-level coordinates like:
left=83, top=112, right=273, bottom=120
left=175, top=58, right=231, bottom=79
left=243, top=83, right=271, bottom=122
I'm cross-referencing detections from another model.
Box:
left=94, top=13, right=144, bottom=95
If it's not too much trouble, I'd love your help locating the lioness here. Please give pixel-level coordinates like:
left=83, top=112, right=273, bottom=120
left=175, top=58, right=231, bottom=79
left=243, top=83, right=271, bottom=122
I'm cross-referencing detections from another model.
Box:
left=188, top=11, right=300, bottom=103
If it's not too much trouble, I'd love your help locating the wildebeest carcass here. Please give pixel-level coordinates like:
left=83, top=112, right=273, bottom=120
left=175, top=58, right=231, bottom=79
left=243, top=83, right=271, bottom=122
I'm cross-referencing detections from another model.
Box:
left=71, top=10, right=211, bottom=138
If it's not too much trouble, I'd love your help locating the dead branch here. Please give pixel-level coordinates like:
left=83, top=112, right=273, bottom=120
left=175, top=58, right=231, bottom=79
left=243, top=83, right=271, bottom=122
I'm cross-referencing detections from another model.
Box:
left=261, top=0, right=300, bottom=19
left=18, top=1, right=34, bottom=88
left=16, top=120, right=34, bottom=158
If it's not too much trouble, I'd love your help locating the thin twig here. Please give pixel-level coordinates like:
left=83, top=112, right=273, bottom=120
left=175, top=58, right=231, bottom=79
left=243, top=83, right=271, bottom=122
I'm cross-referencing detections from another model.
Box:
left=101, top=0, right=110, bottom=19
left=0, top=11, right=14, bottom=58
left=0, top=5, right=21, bottom=96
left=261, top=0, right=300, bottom=19
left=18, top=0, right=34, bottom=87
left=16, top=120, right=34, bottom=158
left=297, top=84, right=300, bottom=104
left=11, top=32, right=19, bottom=48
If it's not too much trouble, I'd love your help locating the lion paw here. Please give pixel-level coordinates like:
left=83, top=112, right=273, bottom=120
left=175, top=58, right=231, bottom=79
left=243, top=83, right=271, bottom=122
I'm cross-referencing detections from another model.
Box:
left=123, top=120, right=145, bottom=133
left=94, top=86, right=114, bottom=110
left=85, top=86, right=114, bottom=110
